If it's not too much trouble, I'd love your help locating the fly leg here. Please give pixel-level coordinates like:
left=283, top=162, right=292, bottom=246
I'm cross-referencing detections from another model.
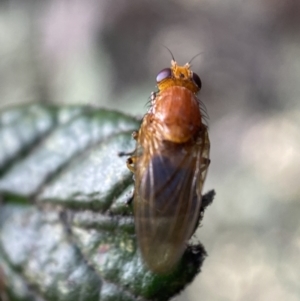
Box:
left=118, top=130, right=139, bottom=157
left=119, top=130, right=139, bottom=204
left=132, top=130, right=138, bottom=140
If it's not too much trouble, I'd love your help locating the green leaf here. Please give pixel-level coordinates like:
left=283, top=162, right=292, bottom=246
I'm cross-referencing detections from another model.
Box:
left=0, top=104, right=214, bottom=301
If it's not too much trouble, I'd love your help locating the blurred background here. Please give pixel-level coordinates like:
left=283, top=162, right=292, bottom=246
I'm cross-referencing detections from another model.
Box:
left=0, top=0, right=300, bottom=300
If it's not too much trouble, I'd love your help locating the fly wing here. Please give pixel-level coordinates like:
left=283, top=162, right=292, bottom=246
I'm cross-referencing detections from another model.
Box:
left=134, top=128, right=210, bottom=273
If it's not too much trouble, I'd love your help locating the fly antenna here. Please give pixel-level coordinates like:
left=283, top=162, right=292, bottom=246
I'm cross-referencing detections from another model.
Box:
left=161, top=45, right=176, bottom=61
left=188, top=52, right=204, bottom=66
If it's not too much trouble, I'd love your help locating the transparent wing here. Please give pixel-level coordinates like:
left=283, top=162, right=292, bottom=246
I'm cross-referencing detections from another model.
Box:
left=134, top=127, right=210, bottom=273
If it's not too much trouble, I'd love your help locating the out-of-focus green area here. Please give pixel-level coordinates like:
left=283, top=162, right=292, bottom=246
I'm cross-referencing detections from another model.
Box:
left=0, top=0, right=299, bottom=300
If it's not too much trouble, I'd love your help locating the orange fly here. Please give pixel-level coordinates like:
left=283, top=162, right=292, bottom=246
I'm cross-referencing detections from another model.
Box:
left=127, top=59, right=210, bottom=274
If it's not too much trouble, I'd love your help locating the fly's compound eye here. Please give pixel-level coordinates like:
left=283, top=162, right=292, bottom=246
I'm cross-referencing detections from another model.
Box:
left=192, top=72, right=202, bottom=89
left=156, top=68, right=172, bottom=83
